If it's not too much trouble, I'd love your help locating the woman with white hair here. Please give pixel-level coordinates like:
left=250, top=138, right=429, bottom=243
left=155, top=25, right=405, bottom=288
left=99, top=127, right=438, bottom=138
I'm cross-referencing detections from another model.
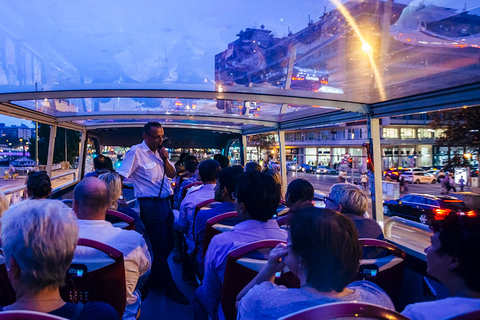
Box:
left=98, top=172, right=145, bottom=235
left=0, top=199, right=118, bottom=319
left=325, top=183, right=385, bottom=258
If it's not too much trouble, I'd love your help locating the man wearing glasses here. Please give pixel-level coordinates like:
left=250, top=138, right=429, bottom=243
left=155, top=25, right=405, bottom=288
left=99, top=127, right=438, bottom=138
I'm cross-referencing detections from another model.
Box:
left=117, top=121, right=189, bottom=305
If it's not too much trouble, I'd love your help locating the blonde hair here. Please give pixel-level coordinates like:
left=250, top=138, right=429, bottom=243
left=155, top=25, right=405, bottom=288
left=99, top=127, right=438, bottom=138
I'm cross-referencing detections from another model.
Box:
left=98, top=172, right=122, bottom=210
left=0, top=191, right=9, bottom=217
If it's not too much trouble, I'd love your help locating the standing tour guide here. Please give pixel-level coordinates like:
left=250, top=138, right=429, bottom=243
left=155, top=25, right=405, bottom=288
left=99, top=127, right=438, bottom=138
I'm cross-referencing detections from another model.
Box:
left=117, top=121, right=189, bottom=305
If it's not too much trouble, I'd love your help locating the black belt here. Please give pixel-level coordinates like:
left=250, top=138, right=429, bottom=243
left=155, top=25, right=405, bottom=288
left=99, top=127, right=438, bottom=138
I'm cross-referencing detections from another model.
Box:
left=138, top=197, right=168, bottom=201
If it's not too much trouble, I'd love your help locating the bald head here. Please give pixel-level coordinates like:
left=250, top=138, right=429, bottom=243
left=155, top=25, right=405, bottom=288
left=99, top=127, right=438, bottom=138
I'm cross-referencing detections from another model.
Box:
left=73, top=177, right=110, bottom=220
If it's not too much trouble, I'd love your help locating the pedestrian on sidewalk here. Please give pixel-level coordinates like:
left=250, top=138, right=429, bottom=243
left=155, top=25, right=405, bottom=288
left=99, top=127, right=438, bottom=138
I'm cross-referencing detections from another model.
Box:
left=459, top=176, right=465, bottom=192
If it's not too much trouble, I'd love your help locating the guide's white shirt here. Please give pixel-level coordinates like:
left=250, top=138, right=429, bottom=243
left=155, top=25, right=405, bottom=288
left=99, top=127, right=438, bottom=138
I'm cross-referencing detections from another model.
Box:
left=117, top=140, right=173, bottom=198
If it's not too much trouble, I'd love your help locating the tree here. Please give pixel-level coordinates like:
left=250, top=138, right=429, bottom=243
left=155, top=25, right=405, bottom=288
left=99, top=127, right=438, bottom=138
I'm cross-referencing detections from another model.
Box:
left=247, top=133, right=277, bottom=163
left=27, top=124, right=81, bottom=165
left=429, top=106, right=480, bottom=167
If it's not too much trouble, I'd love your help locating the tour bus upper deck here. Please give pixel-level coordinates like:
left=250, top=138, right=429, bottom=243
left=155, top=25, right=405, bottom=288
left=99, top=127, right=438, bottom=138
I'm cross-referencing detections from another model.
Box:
left=0, top=0, right=479, bottom=317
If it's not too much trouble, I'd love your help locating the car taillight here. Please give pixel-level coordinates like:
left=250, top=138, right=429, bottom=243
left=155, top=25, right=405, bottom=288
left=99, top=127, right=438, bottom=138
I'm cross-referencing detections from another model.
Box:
left=393, top=172, right=399, bottom=175
left=433, top=208, right=452, bottom=219
left=467, top=210, right=477, bottom=217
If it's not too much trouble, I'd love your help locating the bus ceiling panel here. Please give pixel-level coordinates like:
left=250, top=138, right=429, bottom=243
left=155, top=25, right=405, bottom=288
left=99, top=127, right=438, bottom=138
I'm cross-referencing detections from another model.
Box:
left=279, top=110, right=367, bottom=131
left=371, top=82, right=480, bottom=118
left=8, top=91, right=367, bottom=116
left=88, top=127, right=242, bottom=149
left=56, top=114, right=277, bottom=129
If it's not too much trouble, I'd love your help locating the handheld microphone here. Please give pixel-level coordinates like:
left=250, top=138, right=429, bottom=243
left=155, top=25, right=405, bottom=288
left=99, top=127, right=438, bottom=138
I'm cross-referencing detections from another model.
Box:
left=158, top=144, right=167, bottom=161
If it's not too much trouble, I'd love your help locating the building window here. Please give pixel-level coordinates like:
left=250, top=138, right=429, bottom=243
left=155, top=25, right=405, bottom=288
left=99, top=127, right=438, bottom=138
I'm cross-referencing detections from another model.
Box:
left=295, top=132, right=301, bottom=140
left=435, top=129, right=444, bottom=138
left=319, top=131, right=330, bottom=140
left=417, top=129, right=432, bottom=139
left=308, top=132, right=315, bottom=140
left=382, top=128, right=398, bottom=139
left=336, top=130, right=345, bottom=140
left=400, top=128, right=415, bottom=139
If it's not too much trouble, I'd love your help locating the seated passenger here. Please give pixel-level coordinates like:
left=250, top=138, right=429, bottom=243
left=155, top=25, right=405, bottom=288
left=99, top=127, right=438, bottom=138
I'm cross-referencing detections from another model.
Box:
left=325, top=183, right=385, bottom=258
left=402, top=213, right=480, bottom=320
left=177, top=159, right=221, bottom=282
left=193, top=166, right=244, bottom=276
left=98, top=172, right=145, bottom=235
left=85, top=154, right=113, bottom=178
left=73, top=178, right=151, bottom=320
left=263, top=168, right=284, bottom=200
left=236, top=207, right=394, bottom=320
left=214, top=154, right=230, bottom=169
left=194, top=170, right=287, bottom=320
left=174, top=158, right=199, bottom=210
left=285, top=179, right=314, bottom=214
left=0, top=199, right=118, bottom=319
left=244, top=161, right=262, bottom=172
left=174, top=152, right=189, bottom=174
left=26, top=171, right=52, bottom=199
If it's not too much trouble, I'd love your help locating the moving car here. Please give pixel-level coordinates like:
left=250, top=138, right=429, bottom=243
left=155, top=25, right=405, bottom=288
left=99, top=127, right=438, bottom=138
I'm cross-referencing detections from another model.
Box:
left=299, top=164, right=316, bottom=173
left=400, top=171, right=436, bottom=184
left=383, top=168, right=402, bottom=181
left=286, top=161, right=297, bottom=171
left=383, top=194, right=476, bottom=224
left=315, top=165, right=336, bottom=174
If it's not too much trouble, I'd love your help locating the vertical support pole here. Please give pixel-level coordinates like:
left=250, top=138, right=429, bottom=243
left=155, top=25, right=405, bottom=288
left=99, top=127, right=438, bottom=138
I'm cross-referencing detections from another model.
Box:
left=46, top=124, right=57, bottom=176
left=35, top=121, right=39, bottom=166
left=278, top=129, right=287, bottom=195
left=367, top=115, right=384, bottom=226
left=78, top=129, right=87, bottom=179
left=241, top=135, right=247, bottom=166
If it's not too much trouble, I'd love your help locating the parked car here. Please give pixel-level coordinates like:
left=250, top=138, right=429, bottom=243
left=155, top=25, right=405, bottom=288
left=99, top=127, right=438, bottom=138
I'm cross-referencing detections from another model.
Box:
left=402, top=167, right=426, bottom=173
left=299, top=164, right=316, bottom=173
left=383, top=194, right=476, bottom=224
left=315, top=165, right=336, bottom=174
left=268, top=161, right=281, bottom=170
left=426, top=169, right=440, bottom=179
left=400, top=171, right=436, bottom=184
left=286, top=161, right=298, bottom=171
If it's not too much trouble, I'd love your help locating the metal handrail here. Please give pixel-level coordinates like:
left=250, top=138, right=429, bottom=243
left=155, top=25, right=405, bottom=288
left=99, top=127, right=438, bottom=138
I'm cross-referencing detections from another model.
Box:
left=384, top=216, right=431, bottom=239
left=51, top=171, right=76, bottom=181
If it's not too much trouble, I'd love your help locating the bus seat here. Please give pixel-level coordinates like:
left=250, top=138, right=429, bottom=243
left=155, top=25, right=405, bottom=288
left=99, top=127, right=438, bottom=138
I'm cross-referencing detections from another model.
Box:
left=0, top=254, right=15, bottom=307
left=276, top=213, right=292, bottom=227
left=445, top=309, right=480, bottom=320
left=0, top=310, right=71, bottom=320
left=357, top=239, right=406, bottom=304
left=203, top=211, right=240, bottom=258
left=106, top=209, right=135, bottom=231
left=221, top=239, right=300, bottom=320
left=60, top=238, right=126, bottom=318
left=192, top=198, right=217, bottom=243
left=277, top=301, right=410, bottom=320
left=181, top=181, right=203, bottom=200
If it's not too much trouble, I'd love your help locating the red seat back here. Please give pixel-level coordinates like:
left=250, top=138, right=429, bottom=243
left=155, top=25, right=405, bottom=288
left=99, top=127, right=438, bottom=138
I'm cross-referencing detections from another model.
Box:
left=0, top=310, right=71, bottom=320
left=106, top=209, right=135, bottom=231
left=277, top=301, right=410, bottom=320
left=203, top=211, right=239, bottom=258
left=60, top=238, right=126, bottom=318
left=357, top=238, right=406, bottom=304
left=181, top=181, right=202, bottom=200
left=192, top=198, right=216, bottom=242
left=221, top=240, right=300, bottom=320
